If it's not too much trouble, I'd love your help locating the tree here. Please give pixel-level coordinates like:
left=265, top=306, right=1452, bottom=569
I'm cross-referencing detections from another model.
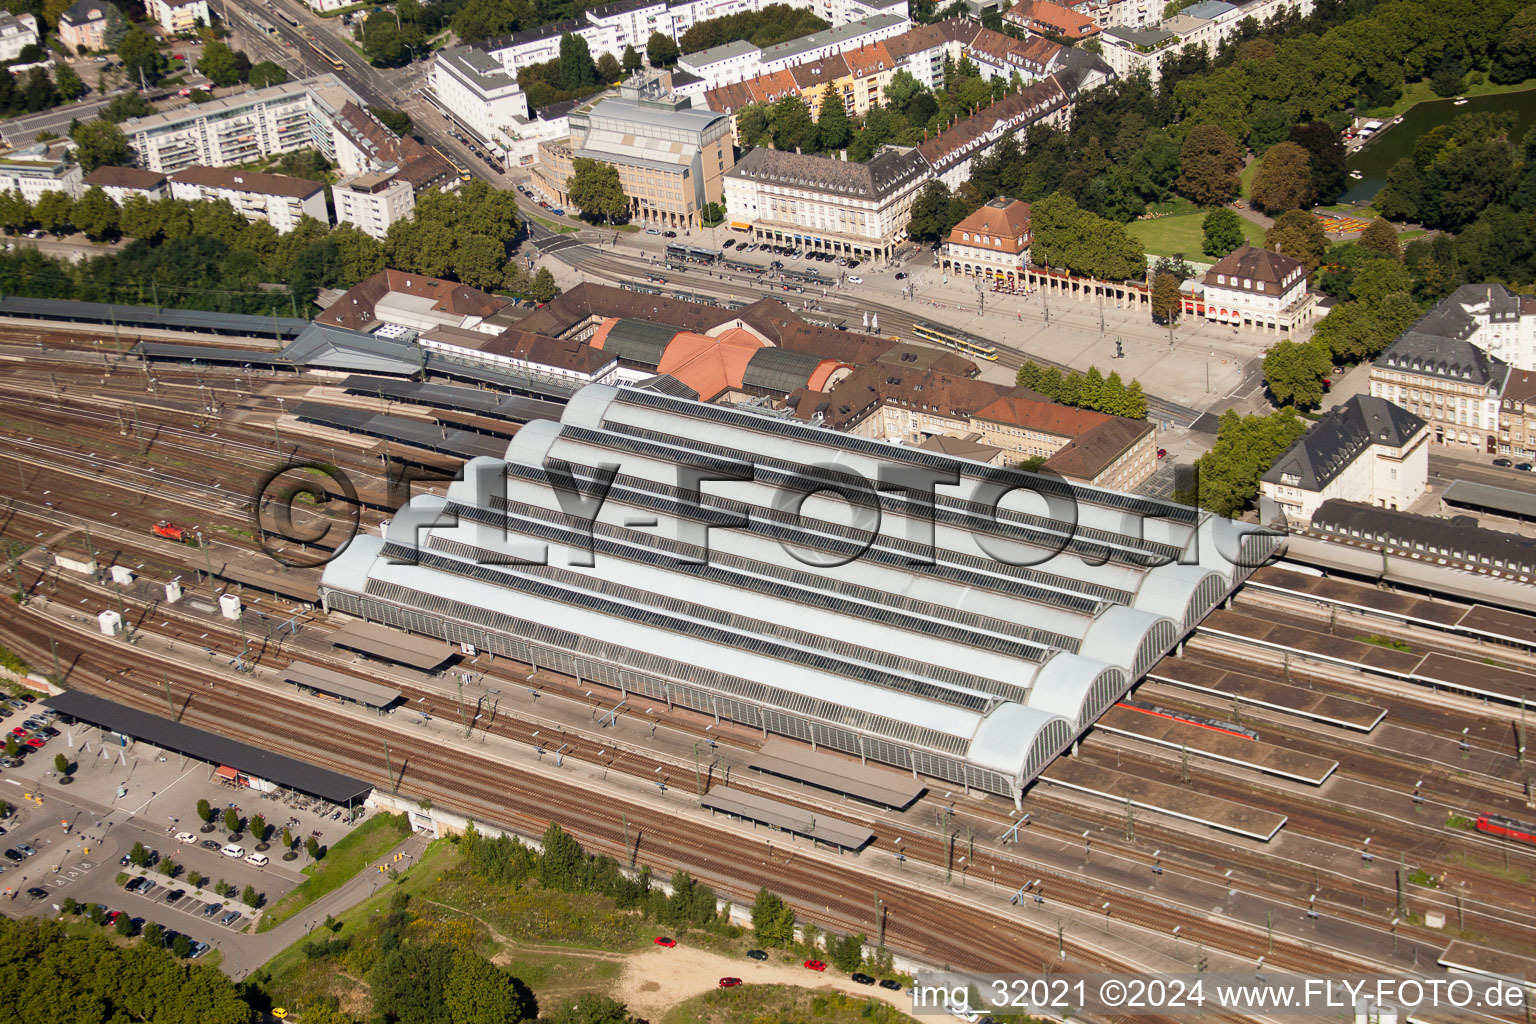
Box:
left=250, top=814, right=268, bottom=844
left=114, top=912, right=134, bottom=936
left=53, top=64, right=83, bottom=102
left=621, top=44, right=642, bottom=72
left=547, top=993, right=644, bottom=1024
left=1248, top=141, right=1312, bottom=214
left=1357, top=218, right=1401, bottom=260
left=1264, top=209, right=1327, bottom=272
left=53, top=751, right=70, bottom=775
left=368, top=106, right=412, bottom=137
left=371, top=942, right=455, bottom=1024
left=445, top=949, right=535, bottom=1024
left=3, top=736, right=15, bottom=759
left=567, top=157, right=629, bottom=223
left=197, top=39, right=241, bottom=88
left=1201, top=207, right=1246, bottom=258
left=828, top=932, right=867, bottom=972
left=906, top=180, right=954, bottom=241
left=1152, top=272, right=1182, bottom=323
left=1373, top=157, right=1424, bottom=223
left=101, top=91, right=153, bottom=124
left=596, top=51, right=621, bottom=83
left=751, top=888, right=797, bottom=947
left=1288, top=122, right=1347, bottom=206
left=1030, top=192, right=1147, bottom=281
left=241, top=884, right=260, bottom=908
left=71, top=186, right=117, bottom=240
left=735, top=102, right=771, bottom=148
left=129, top=841, right=150, bottom=867
left=280, top=826, right=293, bottom=849
left=305, top=835, right=321, bottom=861
left=248, top=61, right=287, bottom=88
left=646, top=31, right=680, bottom=68
left=1263, top=339, right=1332, bottom=407
left=223, top=806, right=240, bottom=834
left=768, top=94, right=815, bottom=152
left=69, top=120, right=130, bottom=173
left=142, top=921, right=165, bottom=948
left=701, top=201, right=725, bottom=227
left=1176, top=124, right=1243, bottom=207
left=1430, top=56, right=1465, bottom=98
left=118, top=25, right=162, bottom=88
left=171, top=932, right=192, bottom=958
left=196, top=799, right=213, bottom=824
left=557, top=33, right=596, bottom=92
left=33, top=190, right=71, bottom=235
left=1493, top=7, right=1536, bottom=83
left=22, top=67, right=56, bottom=112
left=816, top=89, right=850, bottom=152
left=1178, top=408, right=1307, bottom=516
left=452, top=234, right=510, bottom=290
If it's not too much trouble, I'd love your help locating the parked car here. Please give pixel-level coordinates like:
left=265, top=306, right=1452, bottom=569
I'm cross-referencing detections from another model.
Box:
left=663, top=231, right=677, bottom=238
left=852, top=973, right=875, bottom=985
left=189, top=941, right=211, bottom=958
left=25, top=887, right=46, bottom=899
left=219, top=909, right=242, bottom=926
left=24, top=737, right=43, bottom=749
left=165, top=889, right=186, bottom=904
left=1519, top=463, right=1534, bottom=472
left=1494, top=457, right=1514, bottom=467
left=17, top=844, right=35, bottom=858
left=722, top=239, right=735, bottom=248
left=645, top=227, right=660, bottom=235
left=894, top=272, right=907, bottom=280
left=1156, top=448, right=1168, bottom=458
left=175, top=831, right=197, bottom=844
left=804, top=960, right=827, bottom=971
left=746, top=949, right=768, bottom=961
left=654, top=936, right=676, bottom=947
left=847, top=275, right=863, bottom=284
left=550, top=208, right=565, bottom=216
left=2, top=849, right=21, bottom=862
left=200, top=840, right=222, bottom=851
left=201, top=903, right=223, bottom=919
left=879, top=979, right=903, bottom=991
left=220, top=844, right=245, bottom=859
left=719, top=977, right=742, bottom=988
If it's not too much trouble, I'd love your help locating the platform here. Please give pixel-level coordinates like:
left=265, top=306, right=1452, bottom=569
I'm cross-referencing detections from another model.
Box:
left=1038, top=759, right=1287, bottom=841
left=743, top=738, right=927, bottom=810
left=210, top=558, right=320, bottom=605
left=1245, top=566, right=1466, bottom=627
left=329, top=620, right=455, bottom=672
left=1145, top=660, right=1386, bottom=731
left=283, top=661, right=402, bottom=709
left=700, top=786, right=874, bottom=850
left=1411, top=653, right=1536, bottom=705
left=1439, top=940, right=1536, bottom=987
left=1454, top=604, right=1536, bottom=648
left=1094, top=704, right=1337, bottom=785
left=1199, top=609, right=1423, bottom=677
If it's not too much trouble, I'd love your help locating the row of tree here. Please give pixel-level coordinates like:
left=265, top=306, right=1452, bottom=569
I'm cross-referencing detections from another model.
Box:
left=1015, top=362, right=1150, bottom=419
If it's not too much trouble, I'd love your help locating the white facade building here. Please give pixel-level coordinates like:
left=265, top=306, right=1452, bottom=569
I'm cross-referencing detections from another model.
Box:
left=0, top=12, right=38, bottom=63
left=334, top=172, right=415, bottom=240
left=427, top=46, right=532, bottom=161
left=147, top=0, right=208, bottom=34
left=168, top=166, right=329, bottom=234
left=1435, top=283, right=1536, bottom=373
left=304, top=0, right=356, bottom=11
left=1196, top=245, right=1316, bottom=334
left=678, top=13, right=908, bottom=89
left=1260, top=396, right=1429, bottom=524
left=0, top=147, right=83, bottom=201
left=121, top=74, right=361, bottom=173
left=81, top=165, right=169, bottom=204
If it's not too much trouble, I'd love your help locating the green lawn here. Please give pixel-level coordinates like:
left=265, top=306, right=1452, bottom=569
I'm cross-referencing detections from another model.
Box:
left=1360, top=77, right=1536, bottom=119
left=532, top=215, right=577, bottom=234
left=1129, top=209, right=1265, bottom=259
left=1239, top=158, right=1261, bottom=199
left=661, top=984, right=924, bottom=1024
left=255, top=812, right=412, bottom=932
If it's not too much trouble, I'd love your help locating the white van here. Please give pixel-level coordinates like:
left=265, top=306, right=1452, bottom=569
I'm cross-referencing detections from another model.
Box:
left=221, top=844, right=246, bottom=859
left=244, top=852, right=268, bottom=867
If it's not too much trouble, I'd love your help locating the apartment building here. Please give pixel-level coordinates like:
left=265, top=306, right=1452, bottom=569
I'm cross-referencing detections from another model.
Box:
left=919, top=76, right=1073, bottom=189
left=147, top=0, right=208, bottom=34
left=1498, top=370, right=1536, bottom=461
left=1259, top=395, right=1429, bottom=524
left=1371, top=301, right=1511, bottom=452
left=58, top=0, right=110, bottom=52
left=724, top=145, right=932, bottom=261
left=0, top=147, right=83, bottom=201
left=334, top=172, right=415, bottom=240
left=82, top=165, right=169, bottom=204
left=121, top=75, right=361, bottom=173
left=1003, top=0, right=1099, bottom=39
left=428, top=46, right=530, bottom=161
left=0, top=13, right=38, bottom=62
left=168, top=166, right=328, bottom=234
left=329, top=102, right=456, bottom=191
left=534, top=78, right=735, bottom=228
left=679, top=14, right=908, bottom=89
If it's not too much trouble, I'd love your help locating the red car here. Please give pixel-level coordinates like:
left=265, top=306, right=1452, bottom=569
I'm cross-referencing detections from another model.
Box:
left=1156, top=448, right=1167, bottom=458
left=719, top=978, right=742, bottom=988
left=24, top=738, right=43, bottom=749
left=172, top=54, right=185, bottom=60
left=654, top=936, right=676, bottom=947
left=804, top=960, right=826, bottom=972
left=103, top=910, right=120, bottom=925
left=9, top=728, right=26, bottom=737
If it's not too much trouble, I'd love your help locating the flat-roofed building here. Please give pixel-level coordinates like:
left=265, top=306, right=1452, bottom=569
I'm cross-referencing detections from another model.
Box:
left=534, top=77, right=735, bottom=229
left=82, top=165, right=169, bottom=204
left=428, top=45, right=531, bottom=161
left=168, top=166, right=328, bottom=234
left=0, top=146, right=82, bottom=201
left=724, top=144, right=931, bottom=261
left=121, top=74, right=362, bottom=173
left=334, top=172, right=415, bottom=240
left=147, top=0, right=207, bottom=34
left=0, top=12, right=37, bottom=62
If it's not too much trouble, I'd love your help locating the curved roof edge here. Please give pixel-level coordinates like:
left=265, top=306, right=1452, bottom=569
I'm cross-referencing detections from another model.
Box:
left=1079, top=604, right=1177, bottom=674
left=968, top=702, right=1070, bottom=777
left=560, top=382, right=622, bottom=431
left=1133, top=561, right=1230, bottom=628
left=1026, top=654, right=1125, bottom=727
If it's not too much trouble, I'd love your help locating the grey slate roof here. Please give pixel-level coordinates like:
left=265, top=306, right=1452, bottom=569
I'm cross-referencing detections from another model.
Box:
left=602, top=318, right=678, bottom=365
left=278, top=323, right=424, bottom=374
left=726, top=145, right=930, bottom=199
left=742, top=346, right=826, bottom=392
left=758, top=14, right=906, bottom=64
left=1181, top=0, right=1235, bottom=17
left=1262, top=395, right=1426, bottom=492
left=1378, top=301, right=1509, bottom=388
left=1311, top=499, right=1536, bottom=569
left=1443, top=479, right=1536, bottom=521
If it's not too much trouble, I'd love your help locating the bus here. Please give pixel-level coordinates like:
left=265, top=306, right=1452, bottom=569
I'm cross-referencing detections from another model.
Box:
left=309, top=39, right=345, bottom=70
left=275, top=8, right=299, bottom=27
left=665, top=243, right=720, bottom=265
left=911, top=321, right=999, bottom=362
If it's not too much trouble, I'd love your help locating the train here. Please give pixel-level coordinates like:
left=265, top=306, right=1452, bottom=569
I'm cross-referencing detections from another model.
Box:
left=1115, top=699, right=1259, bottom=741
left=911, top=321, right=999, bottom=362
left=308, top=38, right=345, bottom=70
left=275, top=8, right=299, bottom=27
left=151, top=520, right=196, bottom=545
left=1476, top=814, right=1536, bottom=846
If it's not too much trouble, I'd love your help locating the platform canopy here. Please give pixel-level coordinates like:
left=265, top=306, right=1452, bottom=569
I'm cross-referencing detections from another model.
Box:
left=329, top=620, right=455, bottom=671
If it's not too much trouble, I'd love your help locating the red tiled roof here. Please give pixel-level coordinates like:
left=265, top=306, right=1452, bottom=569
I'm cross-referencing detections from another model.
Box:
left=317, top=270, right=508, bottom=331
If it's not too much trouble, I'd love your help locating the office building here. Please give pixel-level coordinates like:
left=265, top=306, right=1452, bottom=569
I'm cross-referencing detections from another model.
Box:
left=1196, top=245, right=1316, bottom=334
left=428, top=46, right=531, bottom=161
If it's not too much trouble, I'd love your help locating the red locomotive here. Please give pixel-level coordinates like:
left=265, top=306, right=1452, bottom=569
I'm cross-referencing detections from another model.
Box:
left=1476, top=814, right=1536, bottom=846
left=152, top=521, right=188, bottom=543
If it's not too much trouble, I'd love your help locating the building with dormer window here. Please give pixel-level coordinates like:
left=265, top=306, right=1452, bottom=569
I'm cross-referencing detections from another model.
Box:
left=1370, top=306, right=1509, bottom=452
left=943, top=198, right=1031, bottom=284
left=1195, top=245, right=1316, bottom=334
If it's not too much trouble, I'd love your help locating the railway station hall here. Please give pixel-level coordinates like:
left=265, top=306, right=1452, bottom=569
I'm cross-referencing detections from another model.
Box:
left=320, top=383, right=1281, bottom=803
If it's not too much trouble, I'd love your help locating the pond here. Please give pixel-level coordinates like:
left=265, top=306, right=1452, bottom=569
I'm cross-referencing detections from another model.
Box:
left=1341, top=87, right=1536, bottom=203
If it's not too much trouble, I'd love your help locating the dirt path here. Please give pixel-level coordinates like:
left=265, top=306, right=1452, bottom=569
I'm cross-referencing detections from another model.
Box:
left=618, top=945, right=910, bottom=1019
